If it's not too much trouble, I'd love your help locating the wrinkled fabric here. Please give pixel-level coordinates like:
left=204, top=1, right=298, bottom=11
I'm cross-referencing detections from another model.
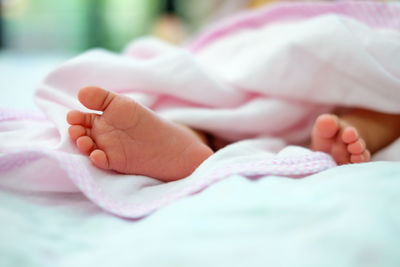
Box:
left=0, top=1, right=399, bottom=218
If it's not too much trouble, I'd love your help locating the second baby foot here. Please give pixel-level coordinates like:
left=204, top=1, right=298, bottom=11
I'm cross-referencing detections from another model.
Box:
left=67, top=86, right=213, bottom=182
left=311, top=114, right=370, bottom=165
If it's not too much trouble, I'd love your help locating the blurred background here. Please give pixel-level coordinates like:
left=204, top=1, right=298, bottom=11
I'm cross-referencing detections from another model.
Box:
left=0, top=0, right=268, bottom=109
left=1, top=0, right=172, bottom=52
left=0, top=0, right=258, bottom=53
left=1, top=0, right=253, bottom=108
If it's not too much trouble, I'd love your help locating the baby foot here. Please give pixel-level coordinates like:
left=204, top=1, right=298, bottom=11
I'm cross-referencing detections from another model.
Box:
left=311, top=114, right=371, bottom=165
left=67, top=86, right=213, bottom=181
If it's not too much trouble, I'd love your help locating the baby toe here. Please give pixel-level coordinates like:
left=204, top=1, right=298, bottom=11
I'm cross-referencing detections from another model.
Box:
left=67, top=110, right=84, bottom=125
left=89, top=149, right=109, bottom=170
left=67, top=110, right=96, bottom=128
left=342, top=126, right=359, bottom=144
left=350, top=150, right=371, bottom=163
left=347, top=139, right=366, bottom=154
left=68, top=125, right=87, bottom=141
left=76, top=136, right=95, bottom=154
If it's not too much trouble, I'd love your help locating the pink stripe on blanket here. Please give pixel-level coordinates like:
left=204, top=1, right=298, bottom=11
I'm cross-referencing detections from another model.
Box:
left=86, top=152, right=335, bottom=217
left=189, top=1, right=400, bottom=53
left=84, top=152, right=335, bottom=217
left=0, top=149, right=335, bottom=218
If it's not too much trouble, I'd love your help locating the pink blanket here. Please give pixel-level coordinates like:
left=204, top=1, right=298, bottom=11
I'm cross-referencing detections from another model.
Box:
left=1, top=1, right=399, bottom=218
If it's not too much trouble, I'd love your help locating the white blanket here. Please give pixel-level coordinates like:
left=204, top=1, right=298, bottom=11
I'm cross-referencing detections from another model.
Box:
left=0, top=1, right=399, bottom=219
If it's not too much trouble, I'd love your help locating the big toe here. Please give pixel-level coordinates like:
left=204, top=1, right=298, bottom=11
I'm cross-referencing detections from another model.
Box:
left=315, top=114, right=340, bottom=139
left=78, top=86, right=116, bottom=111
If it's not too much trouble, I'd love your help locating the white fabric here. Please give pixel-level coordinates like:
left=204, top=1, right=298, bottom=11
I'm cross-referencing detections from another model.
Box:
left=1, top=161, right=400, bottom=267
left=1, top=10, right=400, bottom=218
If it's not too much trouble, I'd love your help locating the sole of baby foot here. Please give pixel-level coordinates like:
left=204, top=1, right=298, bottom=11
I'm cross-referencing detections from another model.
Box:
left=311, top=114, right=371, bottom=165
left=67, top=86, right=213, bottom=181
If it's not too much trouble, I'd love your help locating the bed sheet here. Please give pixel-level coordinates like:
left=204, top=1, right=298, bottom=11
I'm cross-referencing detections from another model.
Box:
left=0, top=162, right=399, bottom=267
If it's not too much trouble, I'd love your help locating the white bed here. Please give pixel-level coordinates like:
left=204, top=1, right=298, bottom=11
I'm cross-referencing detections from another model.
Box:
left=1, top=52, right=400, bottom=267
left=0, top=161, right=400, bottom=267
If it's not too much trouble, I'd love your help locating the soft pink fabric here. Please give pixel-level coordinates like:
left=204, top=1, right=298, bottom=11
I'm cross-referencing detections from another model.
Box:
left=0, top=108, right=46, bottom=121
left=189, top=1, right=400, bottom=52
left=1, top=1, right=399, bottom=218
left=0, top=134, right=335, bottom=217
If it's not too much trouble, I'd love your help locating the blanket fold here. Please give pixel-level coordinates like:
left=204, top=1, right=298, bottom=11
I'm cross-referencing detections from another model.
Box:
left=1, top=1, right=399, bottom=218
